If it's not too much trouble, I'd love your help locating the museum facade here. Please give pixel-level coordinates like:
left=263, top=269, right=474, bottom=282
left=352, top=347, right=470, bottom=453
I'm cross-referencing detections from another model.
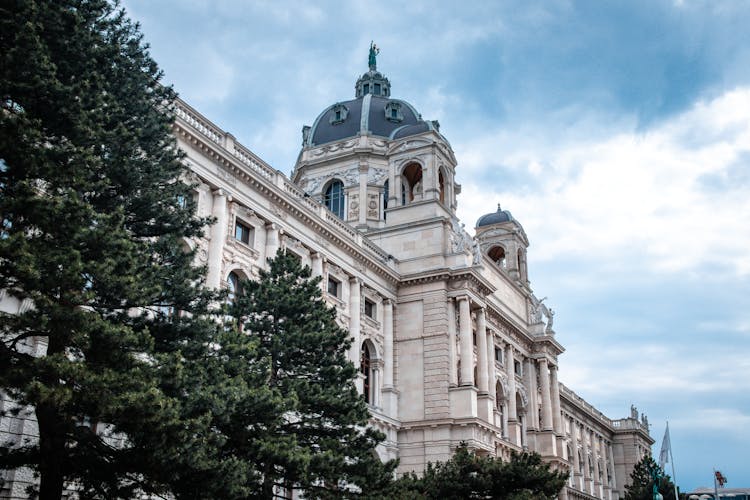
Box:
left=0, top=55, right=653, bottom=499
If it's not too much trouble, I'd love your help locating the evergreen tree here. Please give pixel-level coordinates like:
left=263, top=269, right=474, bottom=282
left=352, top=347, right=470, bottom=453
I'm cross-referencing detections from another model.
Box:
left=388, top=443, right=569, bottom=499
left=0, top=1, right=230, bottom=497
left=227, top=250, right=396, bottom=498
left=624, top=455, right=678, bottom=500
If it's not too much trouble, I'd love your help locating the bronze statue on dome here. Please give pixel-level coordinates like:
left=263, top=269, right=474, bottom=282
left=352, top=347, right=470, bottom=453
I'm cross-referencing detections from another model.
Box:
left=369, top=41, right=379, bottom=70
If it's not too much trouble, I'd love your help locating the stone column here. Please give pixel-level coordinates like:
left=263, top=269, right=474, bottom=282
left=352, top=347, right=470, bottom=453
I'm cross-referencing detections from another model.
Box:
left=447, top=298, right=458, bottom=386
left=505, top=345, right=517, bottom=420
left=311, top=252, right=323, bottom=277
left=349, top=277, right=361, bottom=372
left=582, top=427, right=592, bottom=492
left=383, top=299, right=394, bottom=388
left=539, top=358, right=553, bottom=431
left=571, top=420, right=581, bottom=489
left=525, top=358, right=539, bottom=430
left=206, top=189, right=228, bottom=289
left=487, top=330, right=496, bottom=400
left=476, top=308, right=488, bottom=393
left=382, top=299, right=397, bottom=416
left=372, top=362, right=381, bottom=408
left=458, top=297, right=473, bottom=386
left=593, top=436, right=601, bottom=493
left=550, top=364, right=562, bottom=434
left=608, top=442, right=617, bottom=491
left=265, top=223, right=279, bottom=261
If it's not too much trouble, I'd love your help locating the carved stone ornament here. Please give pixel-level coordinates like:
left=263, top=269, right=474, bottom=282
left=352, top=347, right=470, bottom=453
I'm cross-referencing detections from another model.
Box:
left=368, top=167, right=388, bottom=185
left=343, top=167, right=360, bottom=186
left=367, top=193, right=378, bottom=217
left=349, top=193, right=360, bottom=220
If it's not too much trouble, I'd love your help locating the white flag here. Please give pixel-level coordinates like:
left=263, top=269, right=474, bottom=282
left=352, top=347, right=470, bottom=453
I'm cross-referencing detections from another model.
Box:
left=659, top=423, right=671, bottom=469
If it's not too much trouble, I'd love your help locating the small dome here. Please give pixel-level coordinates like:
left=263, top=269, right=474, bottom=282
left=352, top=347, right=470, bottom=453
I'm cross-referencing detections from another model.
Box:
left=476, top=204, right=514, bottom=228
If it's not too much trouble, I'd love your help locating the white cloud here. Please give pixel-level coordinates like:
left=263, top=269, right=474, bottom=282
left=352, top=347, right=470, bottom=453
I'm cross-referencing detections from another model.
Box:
left=456, top=88, right=750, bottom=277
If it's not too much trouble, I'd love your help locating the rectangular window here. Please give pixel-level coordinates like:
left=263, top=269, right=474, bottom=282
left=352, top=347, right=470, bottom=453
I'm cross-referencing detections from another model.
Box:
left=495, top=347, right=503, bottom=363
left=374, top=83, right=381, bottom=94
left=514, top=360, right=522, bottom=376
left=363, top=83, right=369, bottom=94
left=234, top=220, right=253, bottom=245
left=327, top=276, right=340, bottom=298
left=364, top=299, right=376, bottom=319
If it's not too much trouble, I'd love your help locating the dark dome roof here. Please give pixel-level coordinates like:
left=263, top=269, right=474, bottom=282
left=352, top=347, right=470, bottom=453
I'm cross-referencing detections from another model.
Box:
left=304, top=57, right=441, bottom=147
left=476, top=204, right=514, bottom=228
left=307, top=95, right=436, bottom=146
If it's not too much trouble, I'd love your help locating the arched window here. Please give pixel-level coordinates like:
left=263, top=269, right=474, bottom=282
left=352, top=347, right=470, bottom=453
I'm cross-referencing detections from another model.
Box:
left=402, top=163, right=422, bottom=203
left=488, top=246, right=506, bottom=268
left=360, top=342, right=372, bottom=404
left=324, top=180, right=344, bottom=219
left=438, top=170, right=445, bottom=203
left=227, top=272, right=241, bottom=303
left=382, top=180, right=389, bottom=220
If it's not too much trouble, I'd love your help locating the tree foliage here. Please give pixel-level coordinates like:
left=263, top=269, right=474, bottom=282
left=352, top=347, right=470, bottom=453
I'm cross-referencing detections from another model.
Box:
left=0, top=0, right=225, bottom=497
left=387, top=443, right=568, bottom=500
left=223, top=250, right=396, bottom=498
left=624, top=455, right=678, bottom=500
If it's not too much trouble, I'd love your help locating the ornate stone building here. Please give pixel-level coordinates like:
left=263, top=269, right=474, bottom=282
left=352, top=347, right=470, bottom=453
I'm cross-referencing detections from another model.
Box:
left=0, top=53, right=653, bottom=499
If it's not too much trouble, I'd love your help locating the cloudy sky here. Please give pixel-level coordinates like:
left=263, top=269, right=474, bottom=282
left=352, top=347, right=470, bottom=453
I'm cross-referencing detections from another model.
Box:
left=123, top=0, right=750, bottom=490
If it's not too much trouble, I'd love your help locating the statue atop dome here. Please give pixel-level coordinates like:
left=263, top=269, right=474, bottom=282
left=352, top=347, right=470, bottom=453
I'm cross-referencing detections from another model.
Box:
left=368, top=41, right=379, bottom=70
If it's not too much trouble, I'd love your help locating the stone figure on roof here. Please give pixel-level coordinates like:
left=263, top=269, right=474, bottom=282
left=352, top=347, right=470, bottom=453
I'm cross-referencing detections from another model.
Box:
left=369, top=41, right=379, bottom=70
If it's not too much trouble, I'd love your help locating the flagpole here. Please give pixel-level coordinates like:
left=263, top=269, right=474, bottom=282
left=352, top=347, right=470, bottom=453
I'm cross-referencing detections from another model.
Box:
left=667, top=422, right=678, bottom=500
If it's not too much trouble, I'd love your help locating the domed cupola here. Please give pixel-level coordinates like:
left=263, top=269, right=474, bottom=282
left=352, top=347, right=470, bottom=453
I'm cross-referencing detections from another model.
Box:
left=301, top=43, right=441, bottom=148
left=476, top=205, right=514, bottom=227
left=475, top=204, right=529, bottom=284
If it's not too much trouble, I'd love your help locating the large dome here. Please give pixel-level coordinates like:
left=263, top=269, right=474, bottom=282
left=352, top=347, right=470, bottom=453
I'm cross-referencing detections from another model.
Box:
left=307, top=94, right=437, bottom=146
left=303, top=53, right=439, bottom=147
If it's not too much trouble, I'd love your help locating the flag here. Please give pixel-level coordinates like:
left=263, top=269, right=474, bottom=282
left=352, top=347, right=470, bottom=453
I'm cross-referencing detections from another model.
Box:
left=659, top=423, right=671, bottom=469
left=715, top=470, right=727, bottom=487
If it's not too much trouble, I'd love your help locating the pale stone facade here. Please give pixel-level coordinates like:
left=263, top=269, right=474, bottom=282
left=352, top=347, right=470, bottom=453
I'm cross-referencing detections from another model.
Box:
left=0, top=60, right=653, bottom=499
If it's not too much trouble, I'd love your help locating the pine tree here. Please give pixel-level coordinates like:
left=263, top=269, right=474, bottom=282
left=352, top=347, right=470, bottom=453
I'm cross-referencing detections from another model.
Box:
left=227, top=250, right=396, bottom=498
left=624, top=455, right=678, bottom=500
left=0, top=1, right=227, bottom=497
left=389, top=443, right=568, bottom=499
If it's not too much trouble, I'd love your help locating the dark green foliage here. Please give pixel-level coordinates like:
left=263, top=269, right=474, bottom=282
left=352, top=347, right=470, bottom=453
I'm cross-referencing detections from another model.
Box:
left=387, top=443, right=568, bottom=499
left=226, top=251, right=397, bottom=499
left=624, top=455, right=678, bottom=500
left=0, top=0, right=225, bottom=497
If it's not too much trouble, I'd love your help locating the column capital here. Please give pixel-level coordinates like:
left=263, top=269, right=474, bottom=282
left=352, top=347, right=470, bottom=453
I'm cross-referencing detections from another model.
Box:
left=265, top=221, right=278, bottom=230
left=212, top=188, right=229, bottom=197
left=349, top=276, right=361, bottom=285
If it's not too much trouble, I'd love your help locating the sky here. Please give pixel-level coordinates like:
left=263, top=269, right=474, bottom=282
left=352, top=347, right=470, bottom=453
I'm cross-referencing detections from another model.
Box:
left=123, top=0, right=750, bottom=491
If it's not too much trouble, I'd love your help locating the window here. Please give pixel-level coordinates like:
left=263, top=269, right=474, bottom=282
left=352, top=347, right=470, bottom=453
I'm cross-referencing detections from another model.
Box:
left=385, top=101, right=403, bottom=123
left=327, top=276, right=340, bottom=298
left=364, top=299, right=376, bottom=319
left=363, top=83, right=369, bottom=95
left=374, top=83, right=381, bottom=95
left=329, top=104, right=348, bottom=125
left=514, top=360, right=522, bottom=376
left=438, top=170, right=445, bottom=203
left=234, top=220, right=253, bottom=245
left=227, top=272, right=241, bottom=303
left=361, top=342, right=372, bottom=404
left=382, top=180, right=389, bottom=220
left=495, top=347, right=503, bottom=363
left=324, top=180, right=345, bottom=219
left=402, top=163, right=422, bottom=202
left=488, top=246, right=506, bottom=268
